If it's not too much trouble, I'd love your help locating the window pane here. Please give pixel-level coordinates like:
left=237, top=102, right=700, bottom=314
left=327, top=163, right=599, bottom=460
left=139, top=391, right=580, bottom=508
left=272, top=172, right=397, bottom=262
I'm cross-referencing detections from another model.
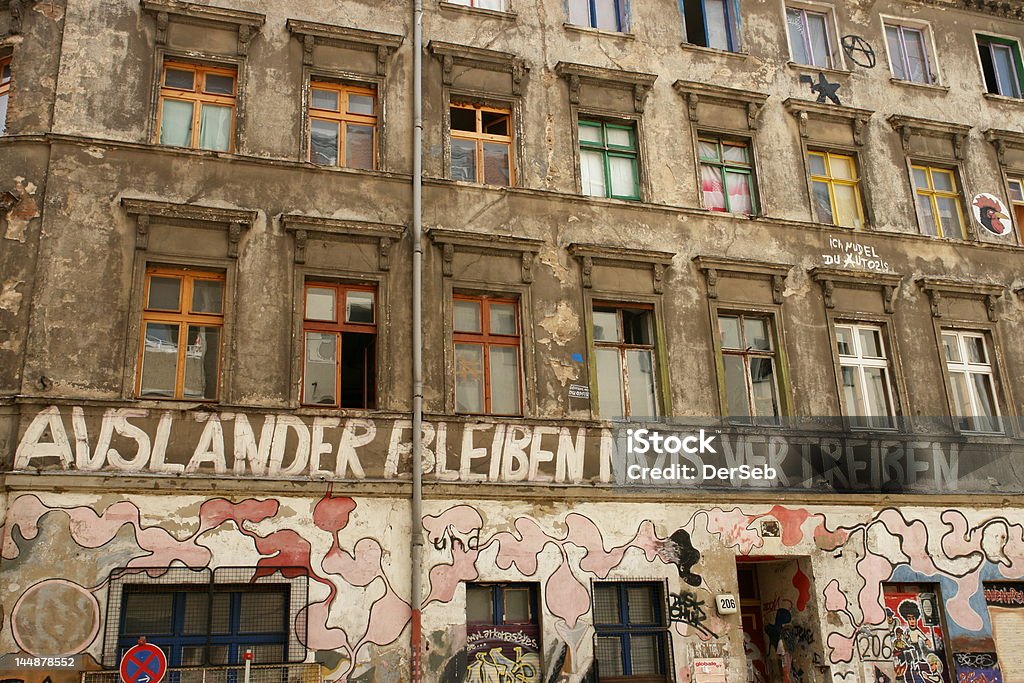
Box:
left=916, top=194, right=938, bottom=236
left=912, top=167, right=930, bottom=189
left=787, top=8, right=809, bottom=64
left=704, top=0, right=730, bottom=51
left=993, top=45, right=1021, bottom=97
left=310, top=119, right=339, bottom=165
left=304, top=331, right=337, bottom=405
left=941, top=333, right=961, bottom=362
left=1009, top=179, right=1024, bottom=202
left=863, top=367, right=894, bottom=427
left=595, top=636, right=624, bottom=676
left=841, top=366, right=861, bottom=417
left=489, top=346, right=521, bottom=415
left=702, top=164, right=726, bottom=211
left=593, top=585, right=620, bottom=624
left=622, top=309, right=652, bottom=345
left=719, top=315, right=741, bottom=349
left=454, top=300, right=482, bottom=333
left=936, top=196, right=962, bottom=236
left=725, top=171, right=753, bottom=214
left=348, top=93, right=375, bottom=115
left=191, top=279, right=223, bottom=314
left=467, top=585, right=493, bottom=623
left=503, top=588, right=531, bottom=623
left=476, top=0, right=504, bottom=9
left=148, top=276, right=182, bottom=310
left=0, top=93, right=8, bottom=136
left=490, top=303, right=517, bottom=335
left=949, top=371, right=971, bottom=429
left=629, top=634, right=661, bottom=675
left=626, top=586, right=655, bottom=623
left=455, top=343, right=485, bottom=413
left=180, top=646, right=206, bottom=667
left=886, top=26, right=908, bottom=80
left=858, top=328, right=883, bottom=358
left=140, top=323, right=180, bottom=397
left=183, top=325, right=220, bottom=399
left=626, top=349, right=657, bottom=417
left=580, top=149, right=607, bottom=197
left=123, top=592, right=174, bottom=634
left=306, top=287, right=336, bottom=321
left=828, top=155, right=855, bottom=180
left=568, top=0, right=590, bottom=26
left=605, top=126, right=633, bottom=148
left=835, top=326, right=854, bottom=356
left=743, top=317, right=771, bottom=351
left=241, top=644, right=283, bottom=665
left=165, top=68, right=195, bottom=90
left=346, top=123, right=375, bottom=170
left=833, top=183, right=861, bottom=228
left=482, top=141, right=511, bottom=186
left=903, top=28, right=929, bottom=83
left=578, top=122, right=604, bottom=145
left=609, top=156, right=637, bottom=197
left=346, top=291, right=375, bottom=324
left=159, top=99, right=194, bottom=146
left=932, top=170, right=954, bottom=192
left=239, top=591, right=286, bottom=633
left=182, top=591, right=209, bottom=634
left=698, top=139, right=720, bottom=161
left=723, top=354, right=750, bottom=418
left=964, top=336, right=987, bottom=364
left=451, top=138, right=477, bottom=182
left=204, top=73, right=234, bottom=95
left=749, top=357, right=780, bottom=421
left=812, top=181, right=834, bottom=224
left=808, top=152, right=827, bottom=176
left=450, top=106, right=477, bottom=132
left=593, top=308, right=621, bottom=342
left=971, top=373, right=999, bottom=432
left=199, top=104, right=232, bottom=151
left=340, top=331, right=375, bottom=409
left=596, top=348, right=624, bottom=417
left=482, top=110, right=509, bottom=136
left=211, top=593, right=230, bottom=633
left=311, top=88, right=339, bottom=111
left=722, top=142, right=749, bottom=164
left=594, top=0, right=620, bottom=30
left=807, top=12, right=831, bottom=67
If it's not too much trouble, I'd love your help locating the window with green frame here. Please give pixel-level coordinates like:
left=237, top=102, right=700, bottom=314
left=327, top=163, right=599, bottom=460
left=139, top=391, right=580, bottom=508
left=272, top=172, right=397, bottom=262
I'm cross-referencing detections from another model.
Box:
left=578, top=119, right=640, bottom=200
left=698, top=135, right=758, bottom=215
left=977, top=34, right=1024, bottom=99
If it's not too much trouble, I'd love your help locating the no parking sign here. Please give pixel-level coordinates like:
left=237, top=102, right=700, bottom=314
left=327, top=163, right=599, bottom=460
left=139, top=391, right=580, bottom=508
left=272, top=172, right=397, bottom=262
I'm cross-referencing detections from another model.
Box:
left=119, top=640, right=168, bottom=683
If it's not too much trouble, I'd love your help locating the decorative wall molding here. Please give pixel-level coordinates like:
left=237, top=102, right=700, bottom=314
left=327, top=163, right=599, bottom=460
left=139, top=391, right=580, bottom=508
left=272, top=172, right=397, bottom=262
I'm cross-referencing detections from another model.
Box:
left=888, top=115, right=972, bottom=160
left=568, top=243, right=675, bottom=294
left=694, top=256, right=792, bottom=304
left=428, top=40, right=528, bottom=95
left=673, top=80, right=768, bottom=130
left=918, top=277, right=1004, bottom=322
left=280, top=213, right=404, bottom=269
left=555, top=62, right=657, bottom=113
left=287, top=19, right=403, bottom=73
left=122, top=198, right=257, bottom=258
left=784, top=98, right=874, bottom=146
left=428, top=228, right=543, bottom=283
left=810, top=267, right=902, bottom=313
left=984, top=129, right=1024, bottom=166
left=141, top=0, right=265, bottom=55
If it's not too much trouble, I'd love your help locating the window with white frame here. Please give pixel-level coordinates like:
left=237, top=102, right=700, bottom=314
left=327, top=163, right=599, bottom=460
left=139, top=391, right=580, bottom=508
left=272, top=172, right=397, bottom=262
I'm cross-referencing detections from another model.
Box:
left=977, top=34, right=1024, bottom=99
left=718, top=313, right=783, bottom=425
left=568, top=0, right=628, bottom=32
left=785, top=5, right=836, bottom=68
left=682, top=0, right=738, bottom=52
left=884, top=22, right=935, bottom=84
left=835, top=323, right=897, bottom=429
left=449, top=0, right=507, bottom=9
left=941, top=330, right=1001, bottom=433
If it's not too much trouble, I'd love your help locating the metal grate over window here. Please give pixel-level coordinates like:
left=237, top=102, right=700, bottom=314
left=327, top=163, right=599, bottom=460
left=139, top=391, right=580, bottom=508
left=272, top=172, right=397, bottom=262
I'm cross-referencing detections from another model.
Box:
left=102, top=567, right=308, bottom=668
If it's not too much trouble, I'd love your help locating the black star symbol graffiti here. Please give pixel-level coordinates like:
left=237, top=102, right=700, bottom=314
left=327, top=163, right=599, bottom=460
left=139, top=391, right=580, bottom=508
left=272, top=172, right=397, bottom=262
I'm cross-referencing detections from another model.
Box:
left=800, top=73, right=842, bottom=105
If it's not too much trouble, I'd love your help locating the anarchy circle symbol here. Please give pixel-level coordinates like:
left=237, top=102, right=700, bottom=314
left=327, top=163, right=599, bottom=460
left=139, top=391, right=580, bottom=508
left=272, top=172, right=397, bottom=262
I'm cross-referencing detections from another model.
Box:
left=842, top=35, right=876, bottom=68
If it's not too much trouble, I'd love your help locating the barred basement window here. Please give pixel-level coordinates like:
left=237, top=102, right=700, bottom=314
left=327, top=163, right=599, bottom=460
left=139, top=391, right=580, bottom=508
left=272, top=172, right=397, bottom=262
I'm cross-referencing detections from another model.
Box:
left=453, top=294, right=522, bottom=416
left=137, top=266, right=225, bottom=401
left=450, top=103, right=513, bottom=186
left=308, top=80, right=377, bottom=170
left=303, top=281, right=377, bottom=409
left=158, top=61, right=237, bottom=152
left=593, top=582, right=670, bottom=681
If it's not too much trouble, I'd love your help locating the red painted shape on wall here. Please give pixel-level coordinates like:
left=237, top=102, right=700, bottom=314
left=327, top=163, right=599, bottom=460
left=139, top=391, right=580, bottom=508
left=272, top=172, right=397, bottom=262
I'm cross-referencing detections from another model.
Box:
left=793, top=564, right=811, bottom=611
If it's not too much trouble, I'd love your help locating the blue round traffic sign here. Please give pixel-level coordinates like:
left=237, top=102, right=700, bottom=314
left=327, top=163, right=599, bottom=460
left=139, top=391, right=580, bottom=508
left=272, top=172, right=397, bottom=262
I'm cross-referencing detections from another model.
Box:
left=119, top=643, right=168, bottom=683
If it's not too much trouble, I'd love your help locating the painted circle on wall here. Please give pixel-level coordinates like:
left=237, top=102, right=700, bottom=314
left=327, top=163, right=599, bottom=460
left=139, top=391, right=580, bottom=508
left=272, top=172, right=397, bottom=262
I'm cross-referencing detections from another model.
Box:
left=972, top=193, right=1013, bottom=236
left=12, top=579, right=101, bottom=656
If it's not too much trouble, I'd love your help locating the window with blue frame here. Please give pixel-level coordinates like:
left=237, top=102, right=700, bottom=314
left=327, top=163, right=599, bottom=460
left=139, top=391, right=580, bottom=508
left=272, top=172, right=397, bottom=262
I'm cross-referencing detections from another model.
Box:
left=593, top=582, right=670, bottom=681
left=682, top=0, right=738, bottom=51
left=568, top=0, right=629, bottom=32
left=118, top=585, right=289, bottom=668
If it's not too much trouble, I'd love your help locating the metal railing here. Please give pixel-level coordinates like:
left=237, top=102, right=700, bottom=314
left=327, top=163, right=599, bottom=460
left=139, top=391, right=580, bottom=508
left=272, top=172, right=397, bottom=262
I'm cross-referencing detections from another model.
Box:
left=83, top=663, right=321, bottom=683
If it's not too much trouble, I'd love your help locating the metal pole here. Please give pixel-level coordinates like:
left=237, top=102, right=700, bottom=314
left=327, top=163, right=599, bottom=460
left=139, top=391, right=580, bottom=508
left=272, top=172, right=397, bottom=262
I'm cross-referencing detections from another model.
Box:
left=242, top=650, right=251, bottom=683
left=410, top=0, right=425, bottom=678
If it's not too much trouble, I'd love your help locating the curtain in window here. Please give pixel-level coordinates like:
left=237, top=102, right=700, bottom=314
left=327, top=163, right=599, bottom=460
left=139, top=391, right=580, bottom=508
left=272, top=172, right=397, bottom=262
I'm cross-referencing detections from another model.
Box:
left=903, top=29, right=928, bottom=83
left=580, top=150, right=607, bottom=197
left=704, top=0, right=730, bottom=50
left=160, top=99, right=193, bottom=146
left=725, top=172, right=752, bottom=214
left=608, top=156, right=637, bottom=198
left=701, top=165, right=726, bottom=211
left=199, top=104, right=232, bottom=151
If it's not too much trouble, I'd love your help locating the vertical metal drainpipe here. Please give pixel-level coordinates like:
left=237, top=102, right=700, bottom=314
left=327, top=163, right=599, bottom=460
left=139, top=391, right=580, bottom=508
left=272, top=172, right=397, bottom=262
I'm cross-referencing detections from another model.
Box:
left=410, top=0, right=425, bottom=679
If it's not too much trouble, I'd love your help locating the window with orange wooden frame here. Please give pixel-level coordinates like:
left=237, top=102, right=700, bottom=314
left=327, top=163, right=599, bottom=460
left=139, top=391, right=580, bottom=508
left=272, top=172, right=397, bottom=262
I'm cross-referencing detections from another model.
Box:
left=453, top=294, right=522, bottom=415
left=137, top=266, right=225, bottom=401
left=0, top=56, right=11, bottom=135
left=302, top=282, right=377, bottom=409
left=308, top=81, right=378, bottom=170
left=157, top=61, right=237, bottom=152
left=450, top=103, right=514, bottom=186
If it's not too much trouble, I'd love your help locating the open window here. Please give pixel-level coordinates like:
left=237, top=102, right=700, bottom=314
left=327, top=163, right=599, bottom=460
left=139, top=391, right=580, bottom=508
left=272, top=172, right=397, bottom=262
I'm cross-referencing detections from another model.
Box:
left=302, top=281, right=377, bottom=409
left=977, top=34, right=1024, bottom=99
left=682, top=0, right=738, bottom=51
left=449, top=103, right=514, bottom=186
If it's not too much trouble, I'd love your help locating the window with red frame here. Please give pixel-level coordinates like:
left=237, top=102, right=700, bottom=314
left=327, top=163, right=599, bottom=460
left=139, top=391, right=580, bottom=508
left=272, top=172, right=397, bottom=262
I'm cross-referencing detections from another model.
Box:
left=303, top=282, right=377, bottom=409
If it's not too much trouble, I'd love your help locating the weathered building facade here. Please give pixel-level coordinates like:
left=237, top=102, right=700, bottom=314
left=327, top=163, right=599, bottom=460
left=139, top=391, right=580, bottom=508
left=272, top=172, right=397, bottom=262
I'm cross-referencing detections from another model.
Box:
left=2, top=0, right=1024, bottom=682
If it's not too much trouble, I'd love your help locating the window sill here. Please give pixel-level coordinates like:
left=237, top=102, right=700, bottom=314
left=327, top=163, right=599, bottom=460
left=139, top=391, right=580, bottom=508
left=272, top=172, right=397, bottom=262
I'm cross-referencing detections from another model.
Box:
left=889, top=77, right=949, bottom=93
left=581, top=193, right=643, bottom=204
left=679, top=42, right=749, bottom=60
left=786, top=61, right=851, bottom=78
left=438, top=1, right=517, bottom=20
left=983, top=92, right=1024, bottom=106
left=563, top=23, right=634, bottom=40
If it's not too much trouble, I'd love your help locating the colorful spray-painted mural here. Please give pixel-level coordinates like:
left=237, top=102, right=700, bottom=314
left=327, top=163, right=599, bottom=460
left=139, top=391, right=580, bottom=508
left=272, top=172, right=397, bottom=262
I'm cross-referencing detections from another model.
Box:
left=1, top=493, right=1023, bottom=683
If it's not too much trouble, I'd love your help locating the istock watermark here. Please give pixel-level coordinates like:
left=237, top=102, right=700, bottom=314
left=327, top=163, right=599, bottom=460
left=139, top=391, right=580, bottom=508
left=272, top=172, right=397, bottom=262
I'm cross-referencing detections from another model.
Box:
left=623, top=427, right=778, bottom=485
